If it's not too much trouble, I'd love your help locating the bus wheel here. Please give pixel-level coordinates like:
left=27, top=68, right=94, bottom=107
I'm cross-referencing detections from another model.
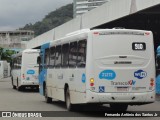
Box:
left=65, top=88, right=75, bottom=111
left=17, top=79, right=19, bottom=90
left=12, top=78, right=16, bottom=89
left=17, top=86, right=23, bottom=91
left=110, top=104, right=128, bottom=111
left=44, top=86, right=52, bottom=103
left=13, top=85, right=16, bottom=89
left=35, top=86, right=39, bottom=92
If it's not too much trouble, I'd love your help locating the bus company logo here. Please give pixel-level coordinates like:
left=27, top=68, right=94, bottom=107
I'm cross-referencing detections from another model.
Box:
left=128, top=80, right=136, bottom=86
left=27, top=70, right=35, bottom=75
left=99, top=70, right=116, bottom=80
left=134, top=70, right=147, bottom=79
left=111, top=80, right=136, bottom=86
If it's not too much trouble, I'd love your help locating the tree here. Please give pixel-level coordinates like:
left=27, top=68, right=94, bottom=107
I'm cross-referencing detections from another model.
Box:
left=20, top=3, right=73, bottom=36
left=0, top=47, right=16, bottom=62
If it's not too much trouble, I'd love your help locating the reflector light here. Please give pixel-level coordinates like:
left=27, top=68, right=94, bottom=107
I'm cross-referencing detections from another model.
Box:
left=145, top=32, right=150, bottom=35
left=150, top=83, right=154, bottom=86
left=93, top=32, right=99, bottom=35
left=150, top=78, right=154, bottom=87
left=150, top=79, right=154, bottom=82
left=22, top=74, right=25, bottom=79
left=90, top=83, right=94, bottom=86
left=90, top=78, right=94, bottom=86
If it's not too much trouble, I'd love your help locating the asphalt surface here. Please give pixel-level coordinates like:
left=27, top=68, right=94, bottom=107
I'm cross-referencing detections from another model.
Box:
left=0, top=77, right=160, bottom=120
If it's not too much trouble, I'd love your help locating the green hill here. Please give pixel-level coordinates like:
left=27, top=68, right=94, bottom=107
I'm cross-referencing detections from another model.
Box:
left=20, top=3, right=73, bottom=36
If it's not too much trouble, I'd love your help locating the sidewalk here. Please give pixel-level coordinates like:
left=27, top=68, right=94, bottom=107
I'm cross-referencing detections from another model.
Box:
left=0, top=77, right=11, bottom=82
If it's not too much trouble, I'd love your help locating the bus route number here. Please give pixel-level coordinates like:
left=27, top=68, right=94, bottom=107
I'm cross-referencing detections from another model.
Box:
left=132, top=42, right=146, bottom=51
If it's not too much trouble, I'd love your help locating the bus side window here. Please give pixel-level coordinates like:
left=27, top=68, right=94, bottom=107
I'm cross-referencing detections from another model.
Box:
left=11, top=59, right=14, bottom=69
left=69, top=42, right=77, bottom=68
left=12, top=59, right=15, bottom=69
left=44, top=48, right=50, bottom=69
left=16, top=59, right=18, bottom=69
left=17, top=56, right=22, bottom=69
left=20, top=56, right=22, bottom=69
left=55, top=45, right=62, bottom=68
left=50, top=47, right=55, bottom=68
left=14, top=59, right=17, bottom=69
left=77, top=40, right=87, bottom=68
left=17, top=57, right=19, bottom=69
left=62, top=44, right=69, bottom=68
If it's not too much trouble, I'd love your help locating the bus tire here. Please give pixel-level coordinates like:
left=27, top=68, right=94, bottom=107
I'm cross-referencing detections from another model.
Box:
left=44, top=85, right=52, bottom=103
left=16, top=79, right=19, bottom=90
left=17, top=79, right=23, bottom=91
left=65, top=88, right=75, bottom=111
left=110, top=103, right=128, bottom=111
left=17, top=86, right=23, bottom=91
left=13, top=85, right=16, bottom=89
left=12, top=78, right=16, bottom=89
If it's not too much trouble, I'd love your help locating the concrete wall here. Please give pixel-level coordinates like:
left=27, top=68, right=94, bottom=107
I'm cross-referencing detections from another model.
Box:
left=82, top=0, right=131, bottom=29
left=136, top=0, right=160, bottom=11
left=27, top=29, right=54, bottom=49
left=54, top=16, right=82, bottom=40
left=27, top=0, right=160, bottom=49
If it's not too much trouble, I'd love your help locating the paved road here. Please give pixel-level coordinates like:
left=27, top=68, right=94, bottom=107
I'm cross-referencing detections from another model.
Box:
left=0, top=77, right=160, bottom=120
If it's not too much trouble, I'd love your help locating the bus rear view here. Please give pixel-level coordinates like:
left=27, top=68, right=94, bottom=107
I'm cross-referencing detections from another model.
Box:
left=87, top=29, right=155, bottom=110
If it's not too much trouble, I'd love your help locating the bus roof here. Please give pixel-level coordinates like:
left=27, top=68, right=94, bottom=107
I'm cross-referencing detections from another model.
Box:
left=11, top=49, right=39, bottom=58
left=49, top=29, right=151, bottom=47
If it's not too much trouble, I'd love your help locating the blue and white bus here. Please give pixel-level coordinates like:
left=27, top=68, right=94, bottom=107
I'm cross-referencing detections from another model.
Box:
left=156, top=46, right=160, bottom=94
left=38, top=29, right=155, bottom=111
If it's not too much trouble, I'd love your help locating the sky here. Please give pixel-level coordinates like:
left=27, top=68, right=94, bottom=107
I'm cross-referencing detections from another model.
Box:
left=0, top=0, right=73, bottom=31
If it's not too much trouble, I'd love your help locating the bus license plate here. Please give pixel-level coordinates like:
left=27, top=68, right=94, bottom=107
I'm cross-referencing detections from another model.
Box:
left=117, top=87, right=129, bottom=92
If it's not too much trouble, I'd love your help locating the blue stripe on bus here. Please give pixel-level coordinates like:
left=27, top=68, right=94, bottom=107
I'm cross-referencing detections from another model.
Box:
left=156, top=75, right=160, bottom=94
left=39, top=42, right=50, bottom=95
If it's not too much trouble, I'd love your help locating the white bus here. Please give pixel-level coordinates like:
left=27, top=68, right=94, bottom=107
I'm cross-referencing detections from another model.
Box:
left=38, top=29, right=155, bottom=111
left=11, top=49, right=40, bottom=91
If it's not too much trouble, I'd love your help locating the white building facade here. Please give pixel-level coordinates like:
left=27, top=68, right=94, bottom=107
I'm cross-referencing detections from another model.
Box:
left=0, top=30, right=34, bottom=49
left=73, top=0, right=108, bottom=17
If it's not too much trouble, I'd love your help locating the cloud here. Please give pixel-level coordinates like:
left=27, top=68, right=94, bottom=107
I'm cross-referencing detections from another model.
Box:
left=0, top=0, right=73, bottom=31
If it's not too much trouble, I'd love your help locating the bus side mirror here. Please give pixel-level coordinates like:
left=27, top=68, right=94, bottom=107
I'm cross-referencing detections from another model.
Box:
left=37, top=56, right=41, bottom=64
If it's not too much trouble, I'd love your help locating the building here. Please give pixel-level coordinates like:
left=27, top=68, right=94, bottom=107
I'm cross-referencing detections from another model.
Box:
left=0, top=30, right=34, bottom=50
left=73, top=0, right=108, bottom=18
left=27, top=0, right=160, bottom=50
